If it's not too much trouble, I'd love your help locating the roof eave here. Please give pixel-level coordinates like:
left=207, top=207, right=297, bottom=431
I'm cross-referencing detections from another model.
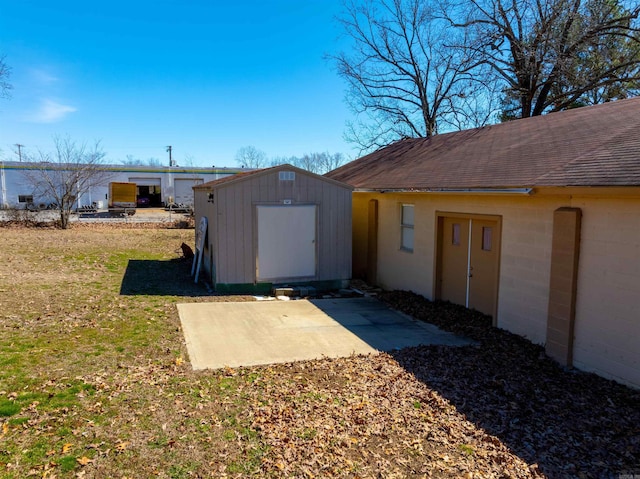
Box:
left=353, top=187, right=534, bottom=195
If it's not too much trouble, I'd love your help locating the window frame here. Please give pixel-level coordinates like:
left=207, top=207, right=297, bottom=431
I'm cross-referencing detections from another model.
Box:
left=400, top=203, right=415, bottom=252
left=278, top=171, right=295, bottom=181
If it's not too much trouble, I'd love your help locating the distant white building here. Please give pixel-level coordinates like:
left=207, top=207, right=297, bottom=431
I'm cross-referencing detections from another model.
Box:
left=0, top=161, right=244, bottom=209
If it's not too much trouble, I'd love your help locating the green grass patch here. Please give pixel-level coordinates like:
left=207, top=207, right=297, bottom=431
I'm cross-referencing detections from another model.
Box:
left=459, top=444, right=475, bottom=456
left=59, top=455, right=79, bottom=473
left=168, top=462, right=199, bottom=479
left=226, top=443, right=268, bottom=475
left=20, top=439, right=50, bottom=464
left=0, top=400, right=21, bottom=417
left=8, top=416, right=29, bottom=426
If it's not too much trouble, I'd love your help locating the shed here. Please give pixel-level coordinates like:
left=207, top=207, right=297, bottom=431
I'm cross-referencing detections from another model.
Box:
left=193, top=164, right=353, bottom=294
left=327, top=97, right=640, bottom=389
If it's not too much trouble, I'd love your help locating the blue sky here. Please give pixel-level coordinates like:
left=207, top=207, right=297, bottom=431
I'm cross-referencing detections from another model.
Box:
left=0, top=1, right=356, bottom=167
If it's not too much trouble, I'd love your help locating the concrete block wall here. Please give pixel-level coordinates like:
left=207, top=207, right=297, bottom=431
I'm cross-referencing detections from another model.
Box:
left=571, top=196, right=640, bottom=388
left=495, top=197, right=559, bottom=344
left=357, top=193, right=560, bottom=344
left=374, top=193, right=435, bottom=296
left=351, top=190, right=640, bottom=388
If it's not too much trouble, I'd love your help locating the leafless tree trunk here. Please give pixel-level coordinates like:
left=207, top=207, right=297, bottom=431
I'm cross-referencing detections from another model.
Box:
left=332, top=0, right=492, bottom=152
left=22, top=137, right=111, bottom=229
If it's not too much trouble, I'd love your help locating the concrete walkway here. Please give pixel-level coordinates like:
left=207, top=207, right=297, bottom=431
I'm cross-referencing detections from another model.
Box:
left=177, top=297, right=472, bottom=370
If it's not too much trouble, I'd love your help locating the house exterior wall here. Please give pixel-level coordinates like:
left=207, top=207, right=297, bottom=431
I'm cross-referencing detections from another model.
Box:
left=570, top=194, right=640, bottom=388
left=195, top=168, right=352, bottom=291
left=353, top=191, right=561, bottom=344
left=352, top=188, right=640, bottom=388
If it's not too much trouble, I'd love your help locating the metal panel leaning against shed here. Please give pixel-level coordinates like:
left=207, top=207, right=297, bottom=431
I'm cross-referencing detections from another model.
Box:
left=193, top=164, right=353, bottom=294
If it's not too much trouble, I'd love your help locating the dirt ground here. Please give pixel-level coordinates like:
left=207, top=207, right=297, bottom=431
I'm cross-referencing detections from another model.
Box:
left=0, top=223, right=638, bottom=479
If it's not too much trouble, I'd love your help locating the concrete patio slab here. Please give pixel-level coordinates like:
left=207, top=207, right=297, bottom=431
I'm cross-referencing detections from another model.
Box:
left=177, top=297, right=472, bottom=370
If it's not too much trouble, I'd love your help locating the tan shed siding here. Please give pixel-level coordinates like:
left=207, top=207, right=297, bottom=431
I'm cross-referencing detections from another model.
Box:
left=330, top=187, right=352, bottom=279
left=295, top=173, right=310, bottom=202
left=241, top=181, right=254, bottom=282
left=210, top=168, right=351, bottom=285
left=571, top=196, right=640, bottom=388
left=222, top=185, right=248, bottom=284
left=215, top=187, right=230, bottom=283
left=221, top=177, right=257, bottom=284
left=317, top=177, right=352, bottom=281
left=318, top=182, right=332, bottom=279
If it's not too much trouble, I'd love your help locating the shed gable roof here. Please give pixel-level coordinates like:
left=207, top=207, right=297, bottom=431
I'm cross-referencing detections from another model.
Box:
left=195, top=164, right=353, bottom=191
left=326, top=98, right=640, bottom=189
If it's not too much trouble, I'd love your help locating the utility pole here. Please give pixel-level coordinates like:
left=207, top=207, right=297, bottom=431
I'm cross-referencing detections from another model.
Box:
left=166, top=145, right=173, bottom=167
left=15, top=144, right=24, bottom=162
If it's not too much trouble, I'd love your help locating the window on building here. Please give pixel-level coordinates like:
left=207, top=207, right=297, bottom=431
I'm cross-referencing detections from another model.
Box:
left=279, top=171, right=295, bottom=181
left=482, top=226, right=493, bottom=251
left=401, top=204, right=414, bottom=251
left=452, top=223, right=461, bottom=246
left=18, top=195, right=33, bottom=203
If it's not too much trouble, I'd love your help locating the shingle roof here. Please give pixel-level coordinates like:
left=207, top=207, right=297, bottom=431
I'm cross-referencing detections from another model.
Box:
left=326, top=98, right=640, bottom=189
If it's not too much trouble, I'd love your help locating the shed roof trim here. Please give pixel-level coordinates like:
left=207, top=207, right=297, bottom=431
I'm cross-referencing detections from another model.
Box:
left=194, top=164, right=353, bottom=191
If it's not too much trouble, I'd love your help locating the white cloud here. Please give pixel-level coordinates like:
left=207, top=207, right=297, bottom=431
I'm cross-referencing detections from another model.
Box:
left=30, top=68, right=59, bottom=85
left=29, top=99, right=77, bottom=123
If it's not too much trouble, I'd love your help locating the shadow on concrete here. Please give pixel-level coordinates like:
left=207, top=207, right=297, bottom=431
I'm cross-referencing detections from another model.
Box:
left=120, top=259, right=208, bottom=296
left=307, top=297, right=472, bottom=352
left=178, top=296, right=473, bottom=371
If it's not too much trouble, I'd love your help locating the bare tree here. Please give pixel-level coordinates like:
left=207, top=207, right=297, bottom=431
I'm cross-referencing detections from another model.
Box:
left=122, top=155, right=163, bottom=167
left=449, top=0, right=640, bottom=119
left=332, top=0, right=491, bottom=152
left=269, top=155, right=298, bottom=168
left=293, top=153, right=322, bottom=174
left=235, top=146, right=268, bottom=168
left=292, top=152, right=346, bottom=174
left=22, top=137, right=111, bottom=229
left=0, top=55, right=11, bottom=99
left=321, top=152, right=346, bottom=173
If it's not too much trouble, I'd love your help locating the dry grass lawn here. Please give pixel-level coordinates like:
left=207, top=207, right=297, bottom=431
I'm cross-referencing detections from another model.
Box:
left=0, top=223, right=637, bottom=479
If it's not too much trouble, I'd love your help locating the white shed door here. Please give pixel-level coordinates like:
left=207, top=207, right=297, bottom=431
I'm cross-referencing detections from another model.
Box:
left=257, top=205, right=316, bottom=280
